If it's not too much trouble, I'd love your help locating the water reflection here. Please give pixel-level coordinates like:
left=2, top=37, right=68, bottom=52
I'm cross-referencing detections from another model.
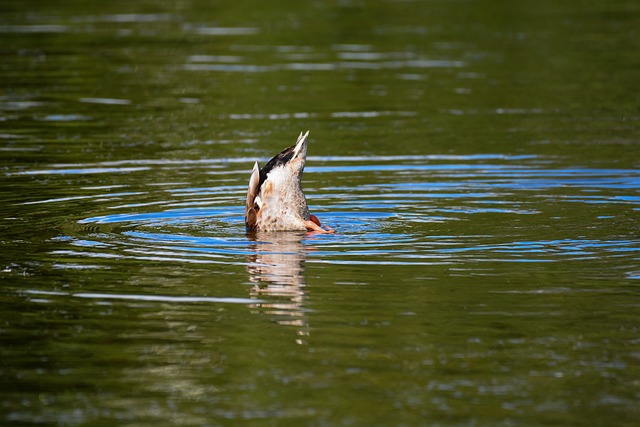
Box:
left=246, top=231, right=309, bottom=344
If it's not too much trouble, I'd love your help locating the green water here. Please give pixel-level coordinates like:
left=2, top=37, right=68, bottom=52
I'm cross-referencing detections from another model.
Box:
left=1, top=0, right=639, bottom=425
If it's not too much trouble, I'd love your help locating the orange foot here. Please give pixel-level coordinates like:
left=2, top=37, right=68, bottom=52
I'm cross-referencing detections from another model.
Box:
left=305, top=214, right=335, bottom=234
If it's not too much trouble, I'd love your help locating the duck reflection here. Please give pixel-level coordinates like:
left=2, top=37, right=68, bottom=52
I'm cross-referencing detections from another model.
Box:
left=246, top=231, right=310, bottom=344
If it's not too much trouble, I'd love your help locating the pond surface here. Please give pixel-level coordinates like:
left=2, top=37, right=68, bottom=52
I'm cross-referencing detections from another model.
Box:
left=1, top=0, right=639, bottom=425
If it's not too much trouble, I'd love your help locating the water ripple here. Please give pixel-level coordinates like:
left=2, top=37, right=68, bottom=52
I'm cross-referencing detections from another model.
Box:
left=21, top=289, right=259, bottom=305
left=22, top=153, right=637, bottom=268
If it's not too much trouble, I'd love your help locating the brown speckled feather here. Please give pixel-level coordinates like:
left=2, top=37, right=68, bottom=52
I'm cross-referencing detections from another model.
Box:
left=244, top=131, right=332, bottom=232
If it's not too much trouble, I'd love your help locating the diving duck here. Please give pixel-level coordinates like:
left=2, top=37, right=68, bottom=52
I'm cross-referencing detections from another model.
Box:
left=245, top=131, right=333, bottom=233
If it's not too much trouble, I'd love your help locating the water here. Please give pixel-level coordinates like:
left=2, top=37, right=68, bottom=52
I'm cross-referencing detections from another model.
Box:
left=1, top=0, right=639, bottom=425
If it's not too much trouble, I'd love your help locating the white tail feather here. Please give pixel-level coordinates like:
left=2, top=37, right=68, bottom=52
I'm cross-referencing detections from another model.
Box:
left=293, top=130, right=310, bottom=158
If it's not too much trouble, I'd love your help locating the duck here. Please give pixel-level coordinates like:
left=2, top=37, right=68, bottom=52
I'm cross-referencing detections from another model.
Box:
left=245, top=131, right=333, bottom=233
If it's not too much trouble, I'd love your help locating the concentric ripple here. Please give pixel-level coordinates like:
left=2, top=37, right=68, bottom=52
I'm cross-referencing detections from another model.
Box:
left=35, top=153, right=639, bottom=271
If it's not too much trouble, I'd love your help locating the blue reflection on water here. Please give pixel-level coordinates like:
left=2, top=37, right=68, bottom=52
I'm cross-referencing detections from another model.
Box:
left=40, top=154, right=637, bottom=268
left=80, top=207, right=239, bottom=224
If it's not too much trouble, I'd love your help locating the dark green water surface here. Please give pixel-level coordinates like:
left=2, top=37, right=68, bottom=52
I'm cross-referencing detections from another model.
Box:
left=1, top=0, right=639, bottom=425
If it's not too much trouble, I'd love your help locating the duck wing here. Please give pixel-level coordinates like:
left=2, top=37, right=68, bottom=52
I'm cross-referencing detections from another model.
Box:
left=245, top=161, right=260, bottom=230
